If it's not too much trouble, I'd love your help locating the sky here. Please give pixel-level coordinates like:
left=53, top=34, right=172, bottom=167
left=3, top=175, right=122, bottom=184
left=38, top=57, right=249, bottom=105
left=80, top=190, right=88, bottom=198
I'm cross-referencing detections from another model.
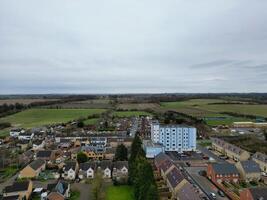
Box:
left=1, top=0, right=267, bottom=94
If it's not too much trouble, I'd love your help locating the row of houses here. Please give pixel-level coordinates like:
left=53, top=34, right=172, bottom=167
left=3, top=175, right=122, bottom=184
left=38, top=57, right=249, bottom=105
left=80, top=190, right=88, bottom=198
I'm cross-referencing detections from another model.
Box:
left=211, top=137, right=267, bottom=173
left=18, top=158, right=128, bottom=181
left=208, top=160, right=262, bottom=183
left=207, top=162, right=267, bottom=200
left=154, top=153, right=201, bottom=200
left=2, top=180, right=70, bottom=200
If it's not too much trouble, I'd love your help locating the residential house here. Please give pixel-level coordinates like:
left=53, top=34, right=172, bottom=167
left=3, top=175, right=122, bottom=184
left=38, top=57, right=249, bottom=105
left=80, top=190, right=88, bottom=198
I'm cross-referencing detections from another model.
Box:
left=166, top=167, right=188, bottom=198
left=18, top=132, right=34, bottom=141
left=78, top=161, right=96, bottom=179
left=62, top=161, right=78, bottom=180
left=207, top=163, right=240, bottom=183
left=240, top=187, right=267, bottom=200
left=17, top=140, right=29, bottom=151
left=81, top=145, right=105, bottom=160
left=104, top=147, right=116, bottom=160
left=32, top=140, right=45, bottom=151
left=108, top=138, right=133, bottom=148
left=96, top=160, right=112, bottom=178
left=112, top=161, right=128, bottom=181
left=154, top=152, right=171, bottom=170
left=19, top=150, right=34, bottom=166
left=47, top=181, right=70, bottom=200
left=236, top=160, right=261, bottom=182
left=36, top=150, right=55, bottom=161
left=252, top=152, right=267, bottom=173
left=159, top=159, right=175, bottom=179
left=3, top=181, right=33, bottom=200
left=211, top=137, right=250, bottom=161
left=19, top=159, right=46, bottom=178
left=10, top=128, right=23, bottom=138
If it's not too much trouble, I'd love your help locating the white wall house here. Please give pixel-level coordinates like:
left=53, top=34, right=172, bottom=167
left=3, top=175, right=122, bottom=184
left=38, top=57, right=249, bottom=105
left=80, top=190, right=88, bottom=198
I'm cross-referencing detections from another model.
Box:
left=78, top=162, right=95, bottom=179
left=62, top=162, right=77, bottom=180
left=18, top=133, right=34, bottom=140
left=10, top=129, right=24, bottom=138
left=151, top=121, right=196, bottom=153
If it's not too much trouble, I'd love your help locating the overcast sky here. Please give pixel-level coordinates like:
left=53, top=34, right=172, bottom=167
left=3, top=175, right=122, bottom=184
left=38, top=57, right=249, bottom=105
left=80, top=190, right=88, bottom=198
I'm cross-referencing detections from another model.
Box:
left=1, top=0, right=267, bottom=94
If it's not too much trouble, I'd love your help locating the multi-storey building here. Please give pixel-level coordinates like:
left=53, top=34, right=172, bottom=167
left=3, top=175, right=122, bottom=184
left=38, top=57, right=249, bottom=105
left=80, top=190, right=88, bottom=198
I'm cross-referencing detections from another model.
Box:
left=151, top=121, right=196, bottom=152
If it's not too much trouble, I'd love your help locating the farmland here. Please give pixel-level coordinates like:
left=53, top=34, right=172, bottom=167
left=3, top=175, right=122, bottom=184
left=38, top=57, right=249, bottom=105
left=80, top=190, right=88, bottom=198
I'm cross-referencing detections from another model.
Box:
left=160, top=99, right=267, bottom=125
left=42, top=99, right=112, bottom=109
left=113, top=111, right=152, bottom=117
left=0, top=108, right=106, bottom=128
left=0, top=98, right=59, bottom=105
left=116, top=103, right=160, bottom=110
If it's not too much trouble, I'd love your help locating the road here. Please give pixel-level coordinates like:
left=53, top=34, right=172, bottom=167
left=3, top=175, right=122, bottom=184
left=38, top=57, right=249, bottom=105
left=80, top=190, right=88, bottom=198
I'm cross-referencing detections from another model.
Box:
left=197, top=145, right=227, bottom=164
left=185, top=167, right=229, bottom=200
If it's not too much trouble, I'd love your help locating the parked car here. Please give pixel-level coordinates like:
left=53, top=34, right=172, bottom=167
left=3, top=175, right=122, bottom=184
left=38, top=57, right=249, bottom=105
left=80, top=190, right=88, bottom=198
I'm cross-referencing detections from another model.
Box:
left=218, top=190, right=225, bottom=197
left=210, top=192, right=216, bottom=199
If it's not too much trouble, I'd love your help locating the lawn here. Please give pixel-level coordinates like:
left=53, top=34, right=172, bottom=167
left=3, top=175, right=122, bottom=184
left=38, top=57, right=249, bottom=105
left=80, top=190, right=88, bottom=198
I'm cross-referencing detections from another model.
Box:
left=0, top=128, right=9, bottom=138
left=0, top=108, right=106, bottom=128
left=83, top=118, right=99, bottom=125
left=114, top=111, right=152, bottom=117
left=70, top=190, right=80, bottom=200
left=105, top=185, right=134, bottom=200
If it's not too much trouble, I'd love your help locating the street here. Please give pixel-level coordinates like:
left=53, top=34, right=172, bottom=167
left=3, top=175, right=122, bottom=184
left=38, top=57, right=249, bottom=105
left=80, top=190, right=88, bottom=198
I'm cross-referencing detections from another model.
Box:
left=185, top=167, right=229, bottom=200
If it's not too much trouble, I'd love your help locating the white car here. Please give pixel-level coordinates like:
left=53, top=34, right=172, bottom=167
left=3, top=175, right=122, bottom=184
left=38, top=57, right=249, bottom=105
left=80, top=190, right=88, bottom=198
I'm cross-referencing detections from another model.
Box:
left=210, top=192, right=216, bottom=199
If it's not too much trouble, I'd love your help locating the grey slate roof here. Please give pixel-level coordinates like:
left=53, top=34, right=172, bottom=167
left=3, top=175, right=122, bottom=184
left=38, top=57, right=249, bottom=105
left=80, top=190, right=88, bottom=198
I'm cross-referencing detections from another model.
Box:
left=97, top=160, right=112, bottom=170
left=212, top=163, right=239, bottom=175
left=4, top=181, right=30, bottom=193
left=79, top=162, right=96, bottom=171
left=154, top=152, right=170, bottom=168
left=249, top=187, right=267, bottom=200
left=29, top=159, right=45, bottom=170
left=160, top=159, right=174, bottom=173
left=166, top=167, right=185, bottom=189
left=240, top=160, right=261, bottom=173
left=113, top=161, right=128, bottom=170
left=253, top=152, right=267, bottom=164
left=36, top=150, right=52, bottom=158
left=64, top=161, right=77, bottom=171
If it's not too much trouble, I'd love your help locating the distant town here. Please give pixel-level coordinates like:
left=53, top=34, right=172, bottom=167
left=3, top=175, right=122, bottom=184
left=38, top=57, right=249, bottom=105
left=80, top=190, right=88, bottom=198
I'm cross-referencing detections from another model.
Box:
left=0, top=94, right=266, bottom=200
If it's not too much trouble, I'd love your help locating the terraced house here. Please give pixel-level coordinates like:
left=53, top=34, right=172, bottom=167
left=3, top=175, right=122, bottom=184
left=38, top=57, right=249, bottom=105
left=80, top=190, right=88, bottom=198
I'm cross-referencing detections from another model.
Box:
left=211, top=137, right=250, bottom=161
left=252, top=152, right=267, bottom=173
left=235, top=160, right=261, bottom=182
left=207, top=163, right=240, bottom=183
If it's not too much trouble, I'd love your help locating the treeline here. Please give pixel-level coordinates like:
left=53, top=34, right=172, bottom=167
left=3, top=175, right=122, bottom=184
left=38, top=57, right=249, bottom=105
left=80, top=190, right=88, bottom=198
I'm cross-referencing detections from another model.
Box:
left=220, top=112, right=267, bottom=121
left=129, top=135, right=158, bottom=200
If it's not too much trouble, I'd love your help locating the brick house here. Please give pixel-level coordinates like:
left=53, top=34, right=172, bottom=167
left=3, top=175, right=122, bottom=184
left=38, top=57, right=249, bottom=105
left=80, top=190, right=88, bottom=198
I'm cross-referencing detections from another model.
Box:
left=207, top=163, right=240, bottom=183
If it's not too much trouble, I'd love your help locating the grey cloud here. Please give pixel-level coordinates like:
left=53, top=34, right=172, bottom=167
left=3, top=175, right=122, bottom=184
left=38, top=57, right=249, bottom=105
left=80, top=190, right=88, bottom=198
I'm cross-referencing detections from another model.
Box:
left=1, top=0, right=267, bottom=94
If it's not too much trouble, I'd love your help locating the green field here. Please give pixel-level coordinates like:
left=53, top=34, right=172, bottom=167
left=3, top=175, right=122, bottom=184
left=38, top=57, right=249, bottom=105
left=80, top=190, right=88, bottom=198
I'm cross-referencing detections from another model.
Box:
left=0, top=108, right=106, bottom=128
left=83, top=118, right=99, bottom=125
left=114, top=111, right=152, bottom=117
left=0, top=128, right=9, bottom=138
left=161, top=99, right=266, bottom=126
left=105, top=186, right=134, bottom=200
